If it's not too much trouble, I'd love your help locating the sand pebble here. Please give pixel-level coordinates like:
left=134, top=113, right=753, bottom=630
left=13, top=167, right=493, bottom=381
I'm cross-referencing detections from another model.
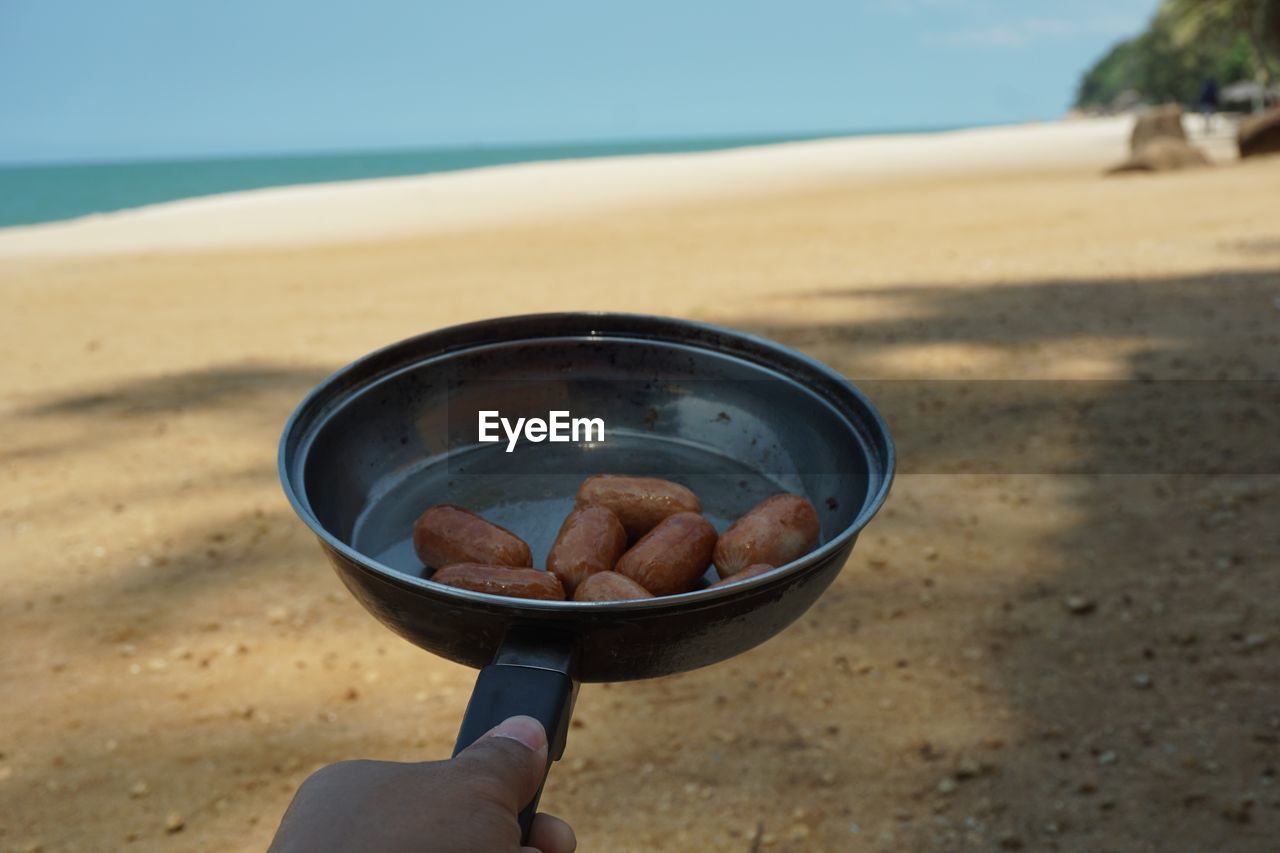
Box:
left=1241, top=633, right=1269, bottom=652
left=1063, top=595, right=1095, bottom=615
left=129, top=780, right=148, bottom=798
left=1221, top=796, right=1255, bottom=823
left=1202, top=510, right=1237, bottom=529
left=1132, top=673, right=1153, bottom=689
left=1098, top=750, right=1117, bottom=765
left=938, top=777, right=959, bottom=794
left=165, top=812, right=185, bottom=833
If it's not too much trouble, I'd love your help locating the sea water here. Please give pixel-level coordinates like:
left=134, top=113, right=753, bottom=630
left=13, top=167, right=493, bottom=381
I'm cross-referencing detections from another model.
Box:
left=0, top=127, right=959, bottom=228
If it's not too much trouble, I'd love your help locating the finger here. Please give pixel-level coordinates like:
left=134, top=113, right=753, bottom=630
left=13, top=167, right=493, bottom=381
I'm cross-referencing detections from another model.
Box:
left=526, top=813, right=577, bottom=853
left=449, top=715, right=548, bottom=813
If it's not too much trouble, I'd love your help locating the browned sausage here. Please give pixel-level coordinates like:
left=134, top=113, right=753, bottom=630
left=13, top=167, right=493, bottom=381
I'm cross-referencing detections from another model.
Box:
left=576, top=475, right=701, bottom=541
left=573, top=571, right=654, bottom=602
left=713, top=494, right=820, bottom=579
left=431, top=564, right=564, bottom=601
left=547, top=505, right=627, bottom=595
left=412, top=505, right=532, bottom=569
left=615, top=511, right=717, bottom=596
left=708, top=563, right=775, bottom=588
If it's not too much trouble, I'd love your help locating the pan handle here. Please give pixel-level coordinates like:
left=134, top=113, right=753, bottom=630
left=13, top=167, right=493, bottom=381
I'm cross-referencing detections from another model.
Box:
left=451, top=630, right=577, bottom=844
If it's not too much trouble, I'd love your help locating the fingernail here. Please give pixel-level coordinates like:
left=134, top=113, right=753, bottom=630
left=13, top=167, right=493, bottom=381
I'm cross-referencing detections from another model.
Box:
left=487, top=715, right=547, bottom=753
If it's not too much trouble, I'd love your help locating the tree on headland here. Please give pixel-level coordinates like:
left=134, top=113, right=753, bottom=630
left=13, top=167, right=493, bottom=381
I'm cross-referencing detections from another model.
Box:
left=1076, top=0, right=1279, bottom=109
left=1163, top=0, right=1279, bottom=83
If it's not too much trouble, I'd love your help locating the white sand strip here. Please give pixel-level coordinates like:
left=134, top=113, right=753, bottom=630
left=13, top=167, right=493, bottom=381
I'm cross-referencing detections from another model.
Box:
left=0, top=117, right=1162, bottom=257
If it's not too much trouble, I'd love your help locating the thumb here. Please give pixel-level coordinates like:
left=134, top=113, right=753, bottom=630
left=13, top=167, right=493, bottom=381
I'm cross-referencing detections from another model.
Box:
left=448, top=716, right=549, bottom=814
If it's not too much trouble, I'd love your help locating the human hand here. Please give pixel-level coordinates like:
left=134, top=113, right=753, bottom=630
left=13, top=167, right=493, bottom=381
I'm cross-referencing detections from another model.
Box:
left=268, top=716, right=575, bottom=853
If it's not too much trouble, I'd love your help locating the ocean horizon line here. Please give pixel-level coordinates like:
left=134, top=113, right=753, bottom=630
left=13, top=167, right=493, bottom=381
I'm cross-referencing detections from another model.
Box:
left=0, top=122, right=989, bottom=229
left=0, top=122, right=991, bottom=170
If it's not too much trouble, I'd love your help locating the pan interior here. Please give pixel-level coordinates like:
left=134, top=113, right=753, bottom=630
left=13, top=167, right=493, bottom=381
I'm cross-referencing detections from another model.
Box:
left=298, top=335, right=875, bottom=589
left=353, top=433, right=801, bottom=587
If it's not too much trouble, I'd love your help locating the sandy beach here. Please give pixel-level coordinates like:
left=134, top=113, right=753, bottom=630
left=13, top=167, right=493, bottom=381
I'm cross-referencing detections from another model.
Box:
left=0, top=117, right=1241, bottom=258
left=2, top=117, right=1279, bottom=852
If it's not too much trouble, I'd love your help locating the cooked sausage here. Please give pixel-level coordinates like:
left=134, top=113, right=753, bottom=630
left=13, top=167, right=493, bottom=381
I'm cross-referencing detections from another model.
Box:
left=412, top=505, right=532, bottom=569
left=576, top=475, right=701, bottom=541
left=713, top=494, right=820, bottom=579
left=547, top=505, right=628, bottom=595
left=573, top=571, right=654, bottom=602
left=615, top=511, right=717, bottom=596
left=708, top=563, right=775, bottom=588
left=431, top=564, right=564, bottom=601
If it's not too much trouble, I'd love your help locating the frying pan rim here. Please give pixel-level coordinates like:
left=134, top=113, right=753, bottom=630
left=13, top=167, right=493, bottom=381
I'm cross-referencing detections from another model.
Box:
left=278, top=311, right=895, bottom=611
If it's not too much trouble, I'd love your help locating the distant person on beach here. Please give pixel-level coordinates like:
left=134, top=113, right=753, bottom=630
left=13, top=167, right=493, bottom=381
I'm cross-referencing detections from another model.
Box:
left=1198, top=77, right=1219, bottom=132
left=268, top=716, right=577, bottom=853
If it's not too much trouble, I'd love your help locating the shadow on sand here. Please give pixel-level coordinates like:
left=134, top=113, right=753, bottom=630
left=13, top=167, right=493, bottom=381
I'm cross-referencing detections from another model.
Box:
left=727, top=267, right=1279, bottom=849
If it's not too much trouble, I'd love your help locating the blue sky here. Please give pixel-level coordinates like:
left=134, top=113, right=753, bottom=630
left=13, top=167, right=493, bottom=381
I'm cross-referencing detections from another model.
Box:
left=0, top=0, right=1158, bottom=164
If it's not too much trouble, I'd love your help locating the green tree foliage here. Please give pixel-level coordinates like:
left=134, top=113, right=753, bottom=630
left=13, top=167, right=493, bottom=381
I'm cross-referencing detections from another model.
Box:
left=1075, top=0, right=1278, bottom=108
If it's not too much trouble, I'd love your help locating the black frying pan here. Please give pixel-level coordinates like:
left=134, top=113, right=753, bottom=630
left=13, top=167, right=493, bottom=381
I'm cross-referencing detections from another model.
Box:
left=278, top=313, right=894, bottom=839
